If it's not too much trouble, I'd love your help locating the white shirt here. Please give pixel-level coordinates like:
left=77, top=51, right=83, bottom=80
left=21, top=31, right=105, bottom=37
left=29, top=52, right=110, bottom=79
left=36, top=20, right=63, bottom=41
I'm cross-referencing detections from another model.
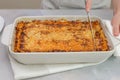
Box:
left=41, top=0, right=112, bottom=9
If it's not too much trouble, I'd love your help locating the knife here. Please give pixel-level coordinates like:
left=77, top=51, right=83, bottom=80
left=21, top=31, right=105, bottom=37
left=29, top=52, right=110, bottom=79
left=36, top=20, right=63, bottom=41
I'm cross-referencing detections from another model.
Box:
left=84, top=0, right=96, bottom=51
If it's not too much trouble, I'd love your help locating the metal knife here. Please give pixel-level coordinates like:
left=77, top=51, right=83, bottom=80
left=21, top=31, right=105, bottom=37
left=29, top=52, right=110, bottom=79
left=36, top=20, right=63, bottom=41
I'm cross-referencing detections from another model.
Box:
left=84, top=0, right=96, bottom=51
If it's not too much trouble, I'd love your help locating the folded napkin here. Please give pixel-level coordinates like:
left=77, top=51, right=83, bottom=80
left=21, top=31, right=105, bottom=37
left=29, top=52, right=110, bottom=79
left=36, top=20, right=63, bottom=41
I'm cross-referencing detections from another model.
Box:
left=6, top=20, right=120, bottom=80
left=9, top=55, right=100, bottom=80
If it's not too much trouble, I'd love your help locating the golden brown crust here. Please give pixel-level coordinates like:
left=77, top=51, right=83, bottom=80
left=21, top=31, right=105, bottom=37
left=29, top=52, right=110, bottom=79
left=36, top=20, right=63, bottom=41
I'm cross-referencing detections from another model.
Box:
left=14, top=19, right=109, bottom=52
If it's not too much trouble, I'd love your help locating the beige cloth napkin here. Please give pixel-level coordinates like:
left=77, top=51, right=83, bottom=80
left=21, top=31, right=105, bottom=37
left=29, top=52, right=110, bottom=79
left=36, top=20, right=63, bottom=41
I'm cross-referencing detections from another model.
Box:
left=9, top=55, right=100, bottom=80
left=7, top=20, right=120, bottom=80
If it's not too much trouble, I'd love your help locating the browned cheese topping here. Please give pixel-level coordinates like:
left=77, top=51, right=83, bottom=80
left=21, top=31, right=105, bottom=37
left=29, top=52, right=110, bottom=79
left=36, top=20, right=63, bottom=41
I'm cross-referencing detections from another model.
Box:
left=14, top=19, right=109, bottom=52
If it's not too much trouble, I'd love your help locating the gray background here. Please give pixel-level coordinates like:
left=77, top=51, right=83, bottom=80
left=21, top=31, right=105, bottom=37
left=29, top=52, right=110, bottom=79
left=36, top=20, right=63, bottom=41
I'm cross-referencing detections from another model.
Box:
left=0, top=0, right=41, bottom=9
left=1, top=9, right=120, bottom=80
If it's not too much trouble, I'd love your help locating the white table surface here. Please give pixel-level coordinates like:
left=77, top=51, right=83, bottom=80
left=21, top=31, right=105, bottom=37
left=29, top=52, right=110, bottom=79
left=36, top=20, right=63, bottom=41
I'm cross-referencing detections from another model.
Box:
left=1, top=9, right=120, bottom=80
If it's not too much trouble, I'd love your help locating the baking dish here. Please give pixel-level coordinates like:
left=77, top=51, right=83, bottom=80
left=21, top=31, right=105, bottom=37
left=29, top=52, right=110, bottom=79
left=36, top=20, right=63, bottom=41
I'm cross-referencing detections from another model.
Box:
left=1, top=15, right=119, bottom=64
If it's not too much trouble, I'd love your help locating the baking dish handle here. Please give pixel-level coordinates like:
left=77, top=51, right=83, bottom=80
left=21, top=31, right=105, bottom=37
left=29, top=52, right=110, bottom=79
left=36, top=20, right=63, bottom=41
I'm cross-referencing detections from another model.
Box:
left=1, top=24, right=13, bottom=46
left=0, top=16, right=4, bottom=32
left=103, top=20, right=120, bottom=56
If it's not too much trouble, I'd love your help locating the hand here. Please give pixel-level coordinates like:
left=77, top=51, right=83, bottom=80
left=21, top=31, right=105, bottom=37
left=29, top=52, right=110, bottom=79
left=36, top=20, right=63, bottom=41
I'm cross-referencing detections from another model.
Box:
left=85, top=0, right=92, bottom=12
left=111, top=13, right=120, bottom=36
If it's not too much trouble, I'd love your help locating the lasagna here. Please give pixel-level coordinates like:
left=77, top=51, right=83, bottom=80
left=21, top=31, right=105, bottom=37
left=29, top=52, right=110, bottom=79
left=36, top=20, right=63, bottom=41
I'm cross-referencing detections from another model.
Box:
left=14, top=19, right=109, bottom=52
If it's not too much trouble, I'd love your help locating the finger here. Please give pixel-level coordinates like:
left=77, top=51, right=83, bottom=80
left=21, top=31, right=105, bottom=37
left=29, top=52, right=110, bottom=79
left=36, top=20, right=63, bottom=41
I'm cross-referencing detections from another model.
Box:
left=86, top=0, right=92, bottom=12
left=111, top=18, right=120, bottom=36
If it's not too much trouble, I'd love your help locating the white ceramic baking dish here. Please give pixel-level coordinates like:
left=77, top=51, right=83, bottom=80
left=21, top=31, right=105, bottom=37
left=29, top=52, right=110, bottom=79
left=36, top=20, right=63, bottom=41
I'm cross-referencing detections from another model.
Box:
left=1, top=15, right=120, bottom=64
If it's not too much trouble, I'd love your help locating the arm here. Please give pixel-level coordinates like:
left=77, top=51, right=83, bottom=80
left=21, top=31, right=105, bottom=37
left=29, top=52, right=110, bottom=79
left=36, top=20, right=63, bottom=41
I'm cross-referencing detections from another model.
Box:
left=111, top=0, right=120, bottom=36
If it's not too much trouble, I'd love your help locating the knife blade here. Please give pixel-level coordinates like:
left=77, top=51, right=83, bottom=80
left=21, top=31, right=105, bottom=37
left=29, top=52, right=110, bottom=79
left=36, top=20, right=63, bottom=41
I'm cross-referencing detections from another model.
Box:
left=87, top=12, right=96, bottom=51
